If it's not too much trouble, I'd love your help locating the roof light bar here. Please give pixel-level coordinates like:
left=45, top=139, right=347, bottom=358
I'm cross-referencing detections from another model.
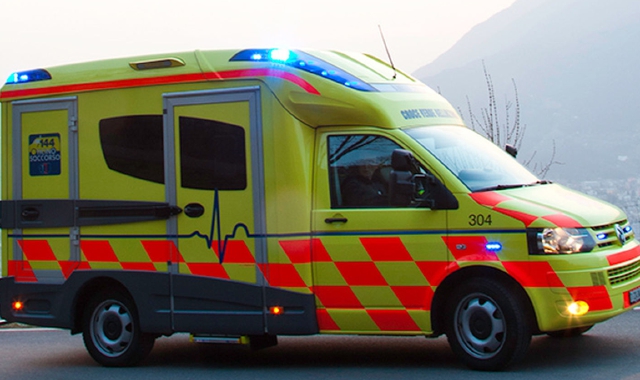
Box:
left=230, top=49, right=376, bottom=92
left=6, top=69, right=52, bottom=85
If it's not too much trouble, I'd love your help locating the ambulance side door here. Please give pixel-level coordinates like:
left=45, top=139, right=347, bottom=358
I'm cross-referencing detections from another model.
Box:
left=312, top=130, right=450, bottom=334
left=163, top=87, right=267, bottom=334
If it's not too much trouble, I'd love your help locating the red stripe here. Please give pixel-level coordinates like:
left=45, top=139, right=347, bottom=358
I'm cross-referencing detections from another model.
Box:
left=316, top=309, right=341, bottom=330
left=360, top=237, right=413, bottom=261
left=279, top=240, right=312, bottom=264
left=607, top=245, right=640, bottom=266
left=567, top=286, right=613, bottom=311
left=492, top=207, right=539, bottom=227
left=312, top=239, right=333, bottom=262
left=0, top=69, right=319, bottom=100
left=314, top=286, right=362, bottom=308
left=81, top=240, right=119, bottom=262
left=469, top=192, right=511, bottom=207
left=442, top=236, right=498, bottom=261
left=391, top=286, right=434, bottom=309
left=7, top=260, right=37, bottom=282
left=415, top=261, right=458, bottom=286
left=502, top=261, right=564, bottom=287
left=259, top=263, right=307, bottom=287
left=334, top=262, right=388, bottom=286
left=187, top=263, right=230, bottom=279
left=366, top=310, right=421, bottom=331
left=17, top=240, right=57, bottom=261
left=141, top=240, right=183, bottom=263
left=212, top=240, right=255, bottom=263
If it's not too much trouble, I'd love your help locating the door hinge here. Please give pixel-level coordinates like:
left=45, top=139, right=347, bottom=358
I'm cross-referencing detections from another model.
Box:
left=69, top=117, right=78, bottom=132
left=70, top=227, right=80, bottom=246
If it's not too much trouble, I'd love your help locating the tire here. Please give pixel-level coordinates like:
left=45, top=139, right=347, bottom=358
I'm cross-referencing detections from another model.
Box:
left=445, top=278, right=532, bottom=371
left=82, top=291, right=155, bottom=367
left=546, top=325, right=593, bottom=338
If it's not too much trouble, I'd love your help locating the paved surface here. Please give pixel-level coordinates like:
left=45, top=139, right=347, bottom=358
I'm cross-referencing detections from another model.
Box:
left=1, top=309, right=640, bottom=380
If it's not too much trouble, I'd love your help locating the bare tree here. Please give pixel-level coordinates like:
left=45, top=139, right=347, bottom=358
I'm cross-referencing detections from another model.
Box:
left=460, top=61, right=560, bottom=178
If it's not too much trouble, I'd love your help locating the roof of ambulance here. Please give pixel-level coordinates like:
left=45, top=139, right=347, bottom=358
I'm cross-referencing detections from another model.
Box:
left=0, top=49, right=464, bottom=129
left=1, top=49, right=426, bottom=95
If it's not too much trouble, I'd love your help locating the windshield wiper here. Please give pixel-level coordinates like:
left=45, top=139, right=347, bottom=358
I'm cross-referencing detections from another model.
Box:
left=475, top=180, right=553, bottom=192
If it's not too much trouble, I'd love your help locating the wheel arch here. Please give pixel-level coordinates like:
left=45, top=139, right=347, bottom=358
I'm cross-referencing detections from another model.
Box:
left=430, top=265, right=540, bottom=336
left=71, top=276, right=132, bottom=334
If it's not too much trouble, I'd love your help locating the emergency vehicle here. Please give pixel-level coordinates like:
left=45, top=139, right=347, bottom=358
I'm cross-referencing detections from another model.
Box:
left=1, top=48, right=639, bottom=371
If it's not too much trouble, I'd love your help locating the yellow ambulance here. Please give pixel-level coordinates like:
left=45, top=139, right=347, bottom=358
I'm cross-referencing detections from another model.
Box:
left=1, top=48, right=639, bottom=371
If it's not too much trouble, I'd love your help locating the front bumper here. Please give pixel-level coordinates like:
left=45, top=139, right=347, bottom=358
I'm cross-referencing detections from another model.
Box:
left=529, top=242, right=640, bottom=332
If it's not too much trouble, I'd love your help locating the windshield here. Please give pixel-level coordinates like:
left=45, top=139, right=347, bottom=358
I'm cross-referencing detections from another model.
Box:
left=405, top=126, right=539, bottom=192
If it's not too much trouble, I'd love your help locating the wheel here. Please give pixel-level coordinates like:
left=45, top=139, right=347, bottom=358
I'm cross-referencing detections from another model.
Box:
left=82, top=291, right=155, bottom=367
left=445, top=278, right=532, bottom=371
left=546, top=325, right=593, bottom=338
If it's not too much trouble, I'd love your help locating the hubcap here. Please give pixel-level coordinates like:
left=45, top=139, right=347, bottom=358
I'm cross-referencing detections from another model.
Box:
left=90, top=300, right=133, bottom=357
left=454, top=293, right=505, bottom=359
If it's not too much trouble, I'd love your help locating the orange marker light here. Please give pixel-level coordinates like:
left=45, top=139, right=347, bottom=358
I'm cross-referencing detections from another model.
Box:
left=269, top=306, right=284, bottom=315
left=12, top=301, right=24, bottom=311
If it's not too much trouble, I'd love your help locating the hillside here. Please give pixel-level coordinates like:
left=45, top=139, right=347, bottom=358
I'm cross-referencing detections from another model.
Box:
left=415, top=0, right=640, bottom=182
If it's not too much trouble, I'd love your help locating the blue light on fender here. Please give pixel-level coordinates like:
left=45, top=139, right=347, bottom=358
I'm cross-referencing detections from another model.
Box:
left=230, top=49, right=376, bottom=92
left=486, top=242, right=503, bottom=251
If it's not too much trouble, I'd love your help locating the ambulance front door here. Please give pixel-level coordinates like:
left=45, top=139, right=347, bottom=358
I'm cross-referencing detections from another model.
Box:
left=163, top=87, right=267, bottom=334
left=312, top=131, right=449, bottom=334
left=11, top=97, right=79, bottom=283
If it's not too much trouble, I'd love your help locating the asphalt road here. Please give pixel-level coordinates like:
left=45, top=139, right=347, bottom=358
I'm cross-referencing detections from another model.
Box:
left=1, top=309, right=640, bottom=380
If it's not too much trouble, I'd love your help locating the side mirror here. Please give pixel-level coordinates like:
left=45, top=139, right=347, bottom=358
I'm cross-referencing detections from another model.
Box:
left=505, top=144, right=518, bottom=158
left=389, top=150, right=458, bottom=210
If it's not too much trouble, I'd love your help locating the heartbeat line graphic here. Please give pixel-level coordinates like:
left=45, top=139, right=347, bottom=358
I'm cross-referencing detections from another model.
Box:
left=182, top=188, right=254, bottom=263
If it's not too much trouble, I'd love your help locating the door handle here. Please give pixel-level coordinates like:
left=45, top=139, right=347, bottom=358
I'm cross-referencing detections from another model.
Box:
left=325, top=217, right=348, bottom=224
left=184, top=203, right=205, bottom=218
left=21, top=207, right=40, bottom=221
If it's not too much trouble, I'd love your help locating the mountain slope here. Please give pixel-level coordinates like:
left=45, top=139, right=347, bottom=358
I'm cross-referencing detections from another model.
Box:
left=415, top=0, right=640, bottom=181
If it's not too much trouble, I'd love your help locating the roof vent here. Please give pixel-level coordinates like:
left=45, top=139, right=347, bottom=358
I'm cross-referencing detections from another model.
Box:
left=129, top=58, right=185, bottom=71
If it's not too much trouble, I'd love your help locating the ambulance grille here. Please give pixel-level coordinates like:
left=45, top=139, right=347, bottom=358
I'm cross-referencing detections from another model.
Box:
left=592, top=220, right=634, bottom=248
left=608, top=258, right=640, bottom=286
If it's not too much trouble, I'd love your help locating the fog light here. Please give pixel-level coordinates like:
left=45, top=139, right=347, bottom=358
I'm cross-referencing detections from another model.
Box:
left=568, top=301, right=589, bottom=316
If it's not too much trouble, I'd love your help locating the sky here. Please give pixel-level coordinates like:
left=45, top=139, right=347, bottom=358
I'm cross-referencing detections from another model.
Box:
left=0, top=0, right=516, bottom=82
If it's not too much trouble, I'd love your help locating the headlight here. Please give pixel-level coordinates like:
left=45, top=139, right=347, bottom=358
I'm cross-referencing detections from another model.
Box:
left=527, top=228, right=596, bottom=254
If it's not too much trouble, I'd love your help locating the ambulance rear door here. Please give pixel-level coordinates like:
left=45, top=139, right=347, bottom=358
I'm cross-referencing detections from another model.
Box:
left=10, top=97, right=79, bottom=283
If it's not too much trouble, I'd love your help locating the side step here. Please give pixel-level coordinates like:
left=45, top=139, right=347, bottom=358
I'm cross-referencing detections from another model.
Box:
left=190, top=334, right=278, bottom=350
left=190, top=335, right=250, bottom=344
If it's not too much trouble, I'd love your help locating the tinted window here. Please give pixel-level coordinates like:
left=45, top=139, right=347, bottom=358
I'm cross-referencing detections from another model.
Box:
left=327, top=135, right=403, bottom=208
left=99, top=115, right=164, bottom=184
left=179, top=116, right=246, bottom=190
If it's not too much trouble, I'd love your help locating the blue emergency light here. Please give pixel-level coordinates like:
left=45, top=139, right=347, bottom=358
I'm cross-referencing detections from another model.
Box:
left=230, top=49, right=376, bottom=92
left=5, top=69, right=52, bottom=85
left=485, top=242, right=503, bottom=252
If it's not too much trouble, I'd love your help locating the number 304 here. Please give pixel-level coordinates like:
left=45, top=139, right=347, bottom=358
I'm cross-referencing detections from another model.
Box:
left=469, top=214, right=492, bottom=226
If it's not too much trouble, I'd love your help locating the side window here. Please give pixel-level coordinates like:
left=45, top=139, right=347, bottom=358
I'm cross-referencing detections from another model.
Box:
left=99, top=115, right=165, bottom=184
left=179, top=116, right=246, bottom=190
left=328, top=134, right=404, bottom=208
left=99, top=115, right=247, bottom=190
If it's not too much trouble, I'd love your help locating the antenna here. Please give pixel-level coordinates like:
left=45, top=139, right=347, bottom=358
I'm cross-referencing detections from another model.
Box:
left=378, top=25, right=397, bottom=79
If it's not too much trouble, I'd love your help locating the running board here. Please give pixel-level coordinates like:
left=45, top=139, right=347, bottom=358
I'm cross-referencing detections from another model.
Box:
left=189, top=334, right=278, bottom=350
